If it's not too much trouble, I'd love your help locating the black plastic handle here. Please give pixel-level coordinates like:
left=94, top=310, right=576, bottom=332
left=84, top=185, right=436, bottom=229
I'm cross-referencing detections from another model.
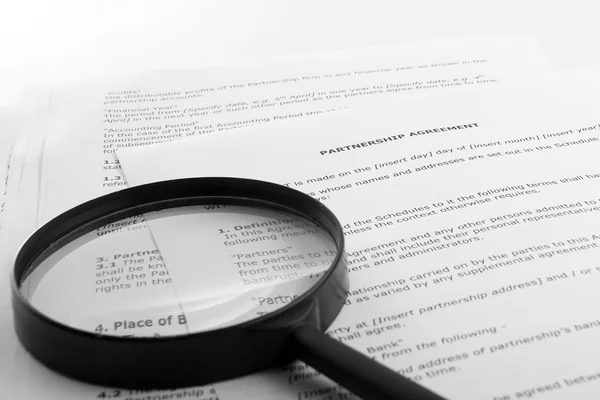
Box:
left=289, top=325, right=448, bottom=400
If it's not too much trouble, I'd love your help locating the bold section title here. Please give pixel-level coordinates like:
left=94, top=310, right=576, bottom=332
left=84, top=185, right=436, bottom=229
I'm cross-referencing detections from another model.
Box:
left=319, top=123, right=479, bottom=155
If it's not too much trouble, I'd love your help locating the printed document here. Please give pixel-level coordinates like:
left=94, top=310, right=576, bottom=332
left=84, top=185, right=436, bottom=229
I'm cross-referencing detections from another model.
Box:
left=119, top=87, right=600, bottom=400
left=1, top=36, right=553, bottom=400
left=37, top=35, right=549, bottom=224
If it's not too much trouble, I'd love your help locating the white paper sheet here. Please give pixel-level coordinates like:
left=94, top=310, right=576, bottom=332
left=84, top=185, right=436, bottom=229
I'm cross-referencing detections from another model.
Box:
left=0, top=122, right=14, bottom=235
left=2, top=36, right=553, bottom=400
left=118, top=87, right=600, bottom=399
left=0, top=107, right=35, bottom=280
left=0, top=110, right=20, bottom=231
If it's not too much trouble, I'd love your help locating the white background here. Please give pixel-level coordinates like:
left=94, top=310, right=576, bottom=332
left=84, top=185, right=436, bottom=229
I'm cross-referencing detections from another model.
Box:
left=0, top=0, right=598, bottom=107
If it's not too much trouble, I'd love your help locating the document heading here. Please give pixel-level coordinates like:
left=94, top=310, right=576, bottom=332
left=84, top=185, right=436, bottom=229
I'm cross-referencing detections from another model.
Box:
left=319, top=123, right=479, bottom=155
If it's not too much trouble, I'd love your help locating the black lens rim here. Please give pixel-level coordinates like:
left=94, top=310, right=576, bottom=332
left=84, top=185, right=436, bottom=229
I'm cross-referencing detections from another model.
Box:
left=11, top=177, right=348, bottom=388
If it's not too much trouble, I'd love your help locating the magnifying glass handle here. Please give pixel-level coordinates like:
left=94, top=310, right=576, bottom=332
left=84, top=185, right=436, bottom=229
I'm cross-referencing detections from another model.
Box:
left=289, top=325, right=449, bottom=400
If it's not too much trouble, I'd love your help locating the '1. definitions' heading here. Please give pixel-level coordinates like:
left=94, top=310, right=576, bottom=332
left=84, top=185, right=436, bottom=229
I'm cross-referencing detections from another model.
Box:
left=319, top=123, right=479, bottom=155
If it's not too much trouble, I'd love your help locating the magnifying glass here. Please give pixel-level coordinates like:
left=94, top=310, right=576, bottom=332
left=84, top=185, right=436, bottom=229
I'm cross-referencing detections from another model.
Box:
left=12, top=178, right=446, bottom=400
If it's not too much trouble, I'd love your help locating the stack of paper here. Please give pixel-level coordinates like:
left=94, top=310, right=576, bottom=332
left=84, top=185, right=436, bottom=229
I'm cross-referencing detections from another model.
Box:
left=4, top=34, right=600, bottom=399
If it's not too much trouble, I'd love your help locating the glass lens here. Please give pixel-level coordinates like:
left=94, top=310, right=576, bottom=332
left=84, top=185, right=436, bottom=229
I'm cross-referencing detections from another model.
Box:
left=20, top=204, right=337, bottom=337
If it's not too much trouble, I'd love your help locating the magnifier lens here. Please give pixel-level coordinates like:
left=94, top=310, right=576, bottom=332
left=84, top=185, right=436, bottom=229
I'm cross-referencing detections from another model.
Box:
left=21, top=204, right=337, bottom=338
left=14, top=179, right=447, bottom=400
